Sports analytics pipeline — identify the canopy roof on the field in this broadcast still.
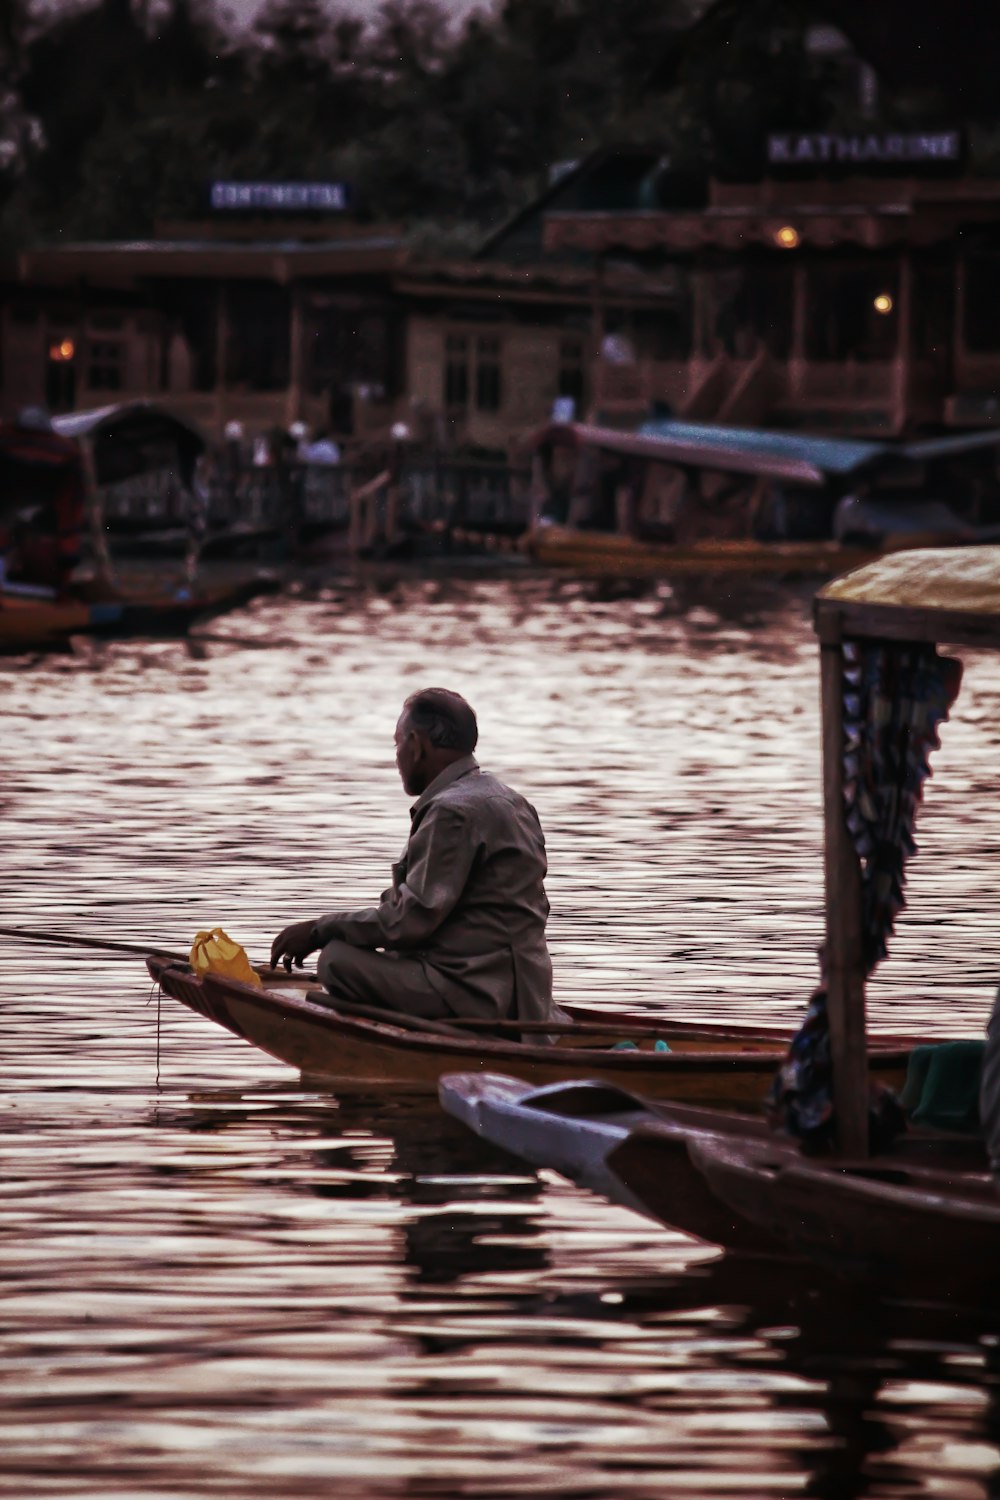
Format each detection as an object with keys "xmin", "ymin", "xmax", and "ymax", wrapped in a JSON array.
[
  {"xmin": 816, "ymin": 546, "xmax": 1000, "ymax": 647},
  {"xmin": 639, "ymin": 419, "xmax": 884, "ymax": 477},
  {"xmin": 52, "ymin": 402, "xmax": 206, "ymax": 486},
  {"xmin": 531, "ymin": 419, "xmax": 886, "ymax": 486},
  {"xmin": 531, "ymin": 418, "xmax": 1000, "ymax": 491}
]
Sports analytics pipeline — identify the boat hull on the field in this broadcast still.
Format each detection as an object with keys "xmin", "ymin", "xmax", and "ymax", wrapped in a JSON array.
[
  {"xmin": 439, "ymin": 1072, "xmax": 990, "ymax": 1270},
  {"xmin": 689, "ymin": 1135, "xmax": 999, "ymax": 1290},
  {"xmin": 525, "ymin": 525, "xmax": 878, "ymax": 578},
  {"xmin": 0, "ymin": 576, "xmax": 275, "ymax": 650},
  {"xmin": 147, "ymin": 959, "xmax": 914, "ymax": 1106},
  {"xmin": 439, "ymin": 1071, "xmax": 784, "ymax": 1250},
  {"xmin": 0, "ymin": 593, "xmax": 91, "ymax": 649}
]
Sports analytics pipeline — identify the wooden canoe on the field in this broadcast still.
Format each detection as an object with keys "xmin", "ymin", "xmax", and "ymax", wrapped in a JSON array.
[
  {"xmin": 439, "ymin": 1070, "xmax": 780, "ymax": 1252},
  {"xmin": 0, "ymin": 575, "xmax": 276, "ymax": 652},
  {"xmin": 0, "ymin": 591, "xmax": 92, "ymax": 650},
  {"xmin": 688, "ymin": 1134, "xmax": 999, "ymax": 1293},
  {"xmin": 147, "ymin": 956, "xmax": 919, "ymax": 1106},
  {"xmin": 524, "ymin": 525, "xmax": 878, "ymax": 578},
  {"xmin": 439, "ymin": 1071, "xmax": 989, "ymax": 1264}
]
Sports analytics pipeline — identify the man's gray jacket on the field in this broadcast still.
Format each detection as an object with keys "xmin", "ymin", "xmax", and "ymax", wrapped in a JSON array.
[{"xmin": 314, "ymin": 756, "xmax": 556, "ymax": 1025}]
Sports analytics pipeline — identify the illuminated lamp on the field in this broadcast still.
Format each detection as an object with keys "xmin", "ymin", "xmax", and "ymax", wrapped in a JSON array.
[
  {"xmin": 873, "ymin": 294, "xmax": 894, "ymax": 315},
  {"xmin": 59, "ymin": 339, "xmax": 75, "ymax": 359},
  {"xmin": 774, "ymin": 225, "xmax": 800, "ymax": 249}
]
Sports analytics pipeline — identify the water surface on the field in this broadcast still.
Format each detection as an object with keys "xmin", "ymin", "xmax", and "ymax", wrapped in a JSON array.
[{"xmin": 3, "ymin": 574, "xmax": 1000, "ymax": 1496}]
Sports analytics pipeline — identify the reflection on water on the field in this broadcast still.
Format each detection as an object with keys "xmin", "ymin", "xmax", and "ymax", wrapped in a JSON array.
[{"xmin": 3, "ymin": 575, "xmax": 1000, "ymax": 1496}]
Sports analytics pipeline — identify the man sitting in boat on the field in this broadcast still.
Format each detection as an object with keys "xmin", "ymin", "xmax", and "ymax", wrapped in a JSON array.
[{"xmin": 270, "ymin": 688, "xmax": 560, "ymax": 1033}]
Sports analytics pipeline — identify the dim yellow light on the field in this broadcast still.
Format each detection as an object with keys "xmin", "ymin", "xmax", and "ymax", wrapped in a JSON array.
[
  {"xmin": 59, "ymin": 339, "xmax": 75, "ymax": 359},
  {"xmin": 873, "ymin": 294, "xmax": 894, "ymax": 315},
  {"xmin": 774, "ymin": 225, "xmax": 800, "ymax": 249}
]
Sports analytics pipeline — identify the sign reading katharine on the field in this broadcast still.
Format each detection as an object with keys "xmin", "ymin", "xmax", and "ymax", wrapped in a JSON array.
[
  {"xmin": 210, "ymin": 181, "xmax": 351, "ymax": 212},
  {"xmin": 767, "ymin": 130, "xmax": 961, "ymax": 168}
]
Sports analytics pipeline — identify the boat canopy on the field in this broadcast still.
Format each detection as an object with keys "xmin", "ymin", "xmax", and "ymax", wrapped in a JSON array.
[
  {"xmin": 52, "ymin": 402, "xmax": 206, "ymax": 487},
  {"xmin": 811, "ymin": 542, "xmax": 1000, "ymax": 1157},
  {"xmin": 817, "ymin": 545, "xmax": 1000, "ymax": 648},
  {"xmin": 530, "ymin": 418, "xmax": 1000, "ymax": 493}
]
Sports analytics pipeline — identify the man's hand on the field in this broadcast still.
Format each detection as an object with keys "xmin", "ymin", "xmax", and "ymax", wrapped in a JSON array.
[{"xmin": 270, "ymin": 920, "xmax": 319, "ymax": 972}]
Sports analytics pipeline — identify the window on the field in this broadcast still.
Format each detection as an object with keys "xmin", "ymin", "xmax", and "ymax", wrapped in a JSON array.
[
  {"xmin": 474, "ymin": 336, "xmax": 502, "ymax": 412},
  {"xmin": 965, "ymin": 254, "xmax": 1000, "ymax": 352},
  {"xmin": 88, "ymin": 313, "xmax": 124, "ymax": 333},
  {"xmin": 805, "ymin": 265, "xmax": 900, "ymax": 362},
  {"xmin": 444, "ymin": 334, "xmax": 469, "ymax": 408},
  {"xmin": 88, "ymin": 340, "xmax": 124, "ymax": 391},
  {"xmin": 227, "ymin": 282, "xmax": 290, "ymax": 392},
  {"xmin": 558, "ymin": 338, "xmax": 585, "ymax": 405}
]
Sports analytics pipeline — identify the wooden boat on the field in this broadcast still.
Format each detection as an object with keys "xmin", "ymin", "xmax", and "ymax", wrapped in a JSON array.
[
  {"xmin": 523, "ymin": 419, "xmax": 1000, "ymax": 577},
  {"xmin": 438, "ymin": 1071, "xmax": 985, "ymax": 1258},
  {"xmin": 0, "ymin": 574, "xmax": 277, "ymax": 652},
  {"xmin": 625, "ymin": 544, "xmax": 1000, "ymax": 1289},
  {"xmin": 439, "ymin": 1070, "xmax": 781, "ymax": 1250},
  {"xmin": 0, "ymin": 589, "xmax": 93, "ymax": 650},
  {"xmin": 147, "ymin": 954, "xmax": 925, "ymax": 1104},
  {"xmin": 1, "ymin": 411, "xmax": 277, "ymax": 650},
  {"xmin": 526, "ymin": 524, "xmax": 876, "ymax": 578}
]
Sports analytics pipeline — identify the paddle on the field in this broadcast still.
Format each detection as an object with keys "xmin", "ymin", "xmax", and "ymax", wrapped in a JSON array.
[
  {"xmin": 0, "ymin": 924, "xmax": 665, "ymax": 1045},
  {"xmin": 303, "ymin": 991, "xmax": 473, "ymax": 1038},
  {"xmin": 0, "ymin": 924, "xmax": 187, "ymax": 962},
  {"xmin": 0, "ymin": 923, "xmax": 306, "ymax": 985}
]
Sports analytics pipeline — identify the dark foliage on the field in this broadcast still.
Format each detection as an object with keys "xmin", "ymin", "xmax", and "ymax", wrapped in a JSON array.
[{"xmin": 0, "ymin": 0, "xmax": 958, "ymax": 246}]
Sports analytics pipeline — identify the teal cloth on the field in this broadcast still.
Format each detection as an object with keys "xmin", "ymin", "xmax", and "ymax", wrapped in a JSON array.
[{"xmin": 899, "ymin": 1041, "xmax": 985, "ymax": 1132}]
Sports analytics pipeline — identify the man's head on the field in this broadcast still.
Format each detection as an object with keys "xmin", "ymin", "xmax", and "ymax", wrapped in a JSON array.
[{"xmin": 395, "ymin": 688, "xmax": 478, "ymax": 797}]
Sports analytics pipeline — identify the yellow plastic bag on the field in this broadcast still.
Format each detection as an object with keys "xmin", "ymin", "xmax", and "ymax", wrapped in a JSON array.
[{"xmin": 189, "ymin": 927, "xmax": 261, "ymax": 987}]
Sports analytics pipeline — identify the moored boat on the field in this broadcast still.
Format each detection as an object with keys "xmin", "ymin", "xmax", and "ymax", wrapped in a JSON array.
[
  {"xmin": 146, "ymin": 954, "xmax": 923, "ymax": 1105},
  {"xmin": 438, "ymin": 1070, "xmax": 985, "ymax": 1258},
  {"xmin": 438, "ymin": 1070, "xmax": 781, "ymax": 1250},
  {"xmin": 0, "ymin": 574, "xmax": 277, "ymax": 652},
  {"xmin": 524, "ymin": 419, "xmax": 1000, "ymax": 577},
  {"xmin": 527, "ymin": 524, "xmax": 876, "ymax": 577},
  {"xmin": 1, "ymin": 412, "xmax": 278, "ymax": 651},
  {"xmin": 0, "ymin": 589, "xmax": 93, "ymax": 650}
]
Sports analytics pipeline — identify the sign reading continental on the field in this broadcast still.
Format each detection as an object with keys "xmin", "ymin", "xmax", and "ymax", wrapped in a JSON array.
[
  {"xmin": 767, "ymin": 131, "xmax": 961, "ymax": 167},
  {"xmin": 210, "ymin": 181, "xmax": 350, "ymax": 211}
]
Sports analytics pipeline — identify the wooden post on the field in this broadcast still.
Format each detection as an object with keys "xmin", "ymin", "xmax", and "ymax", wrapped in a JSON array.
[
  {"xmin": 384, "ymin": 481, "xmax": 400, "ymax": 547},
  {"xmin": 286, "ymin": 283, "xmax": 304, "ymax": 428},
  {"xmin": 79, "ymin": 438, "xmax": 116, "ymax": 591},
  {"xmin": 214, "ymin": 280, "xmax": 229, "ymax": 435},
  {"xmin": 590, "ymin": 254, "xmax": 605, "ymax": 418},
  {"xmin": 789, "ymin": 264, "xmax": 807, "ymax": 400},
  {"xmin": 895, "ymin": 253, "xmax": 912, "ymax": 431},
  {"xmin": 953, "ymin": 249, "xmax": 966, "ymax": 393},
  {"xmin": 819, "ymin": 614, "xmax": 870, "ymax": 1158}
]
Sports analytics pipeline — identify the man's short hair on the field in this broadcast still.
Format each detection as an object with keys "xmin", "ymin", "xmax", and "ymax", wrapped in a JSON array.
[{"xmin": 403, "ymin": 688, "xmax": 478, "ymax": 753}]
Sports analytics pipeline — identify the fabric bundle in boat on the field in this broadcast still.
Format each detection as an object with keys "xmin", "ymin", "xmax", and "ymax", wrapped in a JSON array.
[
  {"xmin": 841, "ymin": 639, "xmax": 962, "ymax": 971},
  {"xmin": 767, "ymin": 985, "xmax": 905, "ymax": 1151}
]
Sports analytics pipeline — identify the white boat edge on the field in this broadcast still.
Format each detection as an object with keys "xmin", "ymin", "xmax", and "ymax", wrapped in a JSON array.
[{"xmin": 438, "ymin": 1070, "xmax": 665, "ymax": 1220}]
